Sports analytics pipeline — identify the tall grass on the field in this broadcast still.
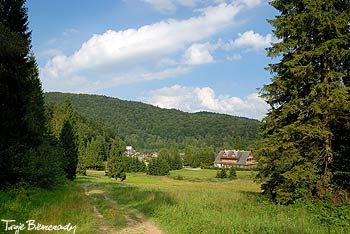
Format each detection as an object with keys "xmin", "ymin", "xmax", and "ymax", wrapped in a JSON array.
[
  {"xmin": 0, "ymin": 181, "xmax": 97, "ymax": 234},
  {"xmin": 1, "ymin": 169, "xmax": 348, "ymax": 234},
  {"xmin": 110, "ymin": 170, "xmax": 348, "ymax": 234}
]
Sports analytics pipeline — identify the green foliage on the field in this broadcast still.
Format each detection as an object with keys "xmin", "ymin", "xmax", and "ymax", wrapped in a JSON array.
[
  {"xmin": 228, "ymin": 167, "xmax": 237, "ymax": 180},
  {"xmin": 301, "ymin": 194, "xmax": 350, "ymax": 231},
  {"xmin": 257, "ymin": 0, "xmax": 350, "ymax": 203},
  {"xmin": 59, "ymin": 119, "xmax": 78, "ymax": 180},
  {"xmin": 23, "ymin": 137, "xmax": 64, "ymax": 188},
  {"xmin": 44, "ymin": 92, "xmax": 260, "ymax": 152},
  {"xmin": 0, "ymin": 182, "xmax": 97, "ymax": 234},
  {"xmin": 107, "ymin": 137, "xmax": 127, "ymax": 181},
  {"xmin": 216, "ymin": 168, "xmax": 227, "ymax": 179},
  {"xmin": 183, "ymin": 145, "xmax": 215, "ymax": 168},
  {"xmin": 147, "ymin": 157, "xmax": 170, "ymax": 176},
  {"xmin": 0, "ymin": 0, "xmax": 63, "ymax": 188},
  {"xmin": 124, "ymin": 156, "xmax": 146, "ymax": 173},
  {"xmin": 84, "ymin": 137, "xmax": 104, "ymax": 170}
]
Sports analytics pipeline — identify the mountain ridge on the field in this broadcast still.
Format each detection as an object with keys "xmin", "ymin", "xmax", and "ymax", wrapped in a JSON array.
[{"xmin": 44, "ymin": 92, "xmax": 260, "ymax": 151}]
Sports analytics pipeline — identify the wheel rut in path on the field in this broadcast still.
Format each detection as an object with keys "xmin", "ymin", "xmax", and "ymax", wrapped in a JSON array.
[{"xmin": 83, "ymin": 184, "xmax": 163, "ymax": 234}]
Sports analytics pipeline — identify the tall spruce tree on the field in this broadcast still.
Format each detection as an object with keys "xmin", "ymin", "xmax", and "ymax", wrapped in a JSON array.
[
  {"xmin": 107, "ymin": 137, "xmax": 126, "ymax": 181},
  {"xmin": 59, "ymin": 119, "xmax": 78, "ymax": 180},
  {"xmin": 59, "ymin": 98, "xmax": 78, "ymax": 180},
  {"xmin": 0, "ymin": 0, "xmax": 52, "ymax": 187},
  {"xmin": 257, "ymin": 0, "xmax": 350, "ymax": 204}
]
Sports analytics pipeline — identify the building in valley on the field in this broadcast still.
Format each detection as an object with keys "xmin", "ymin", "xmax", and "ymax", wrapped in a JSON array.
[{"xmin": 214, "ymin": 150, "xmax": 257, "ymax": 168}]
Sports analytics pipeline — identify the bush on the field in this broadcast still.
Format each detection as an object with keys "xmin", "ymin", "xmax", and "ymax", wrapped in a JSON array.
[
  {"xmin": 216, "ymin": 168, "xmax": 227, "ymax": 179},
  {"xmin": 228, "ymin": 167, "xmax": 237, "ymax": 180},
  {"xmin": 147, "ymin": 158, "xmax": 170, "ymax": 176},
  {"xmin": 24, "ymin": 139, "xmax": 65, "ymax": 188}
]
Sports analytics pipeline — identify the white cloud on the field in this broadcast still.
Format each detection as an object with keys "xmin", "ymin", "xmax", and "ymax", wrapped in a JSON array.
[
  {"xmin": 62, "ymin": 28, "xmax": 79, "ymax": 37},
  {"xmin": 40, "ymin": 49, "xmax": 62, "ymax": 57},
  {"xmin": 233, "ymin": 30, "xmax": 275, "ymax": 50},
  {"xmin": 226, "ymin": 53, "xmax": 242, "ymax": 60},
  {"xmin": 143, "ymin": 0, "xmax": 176, "ymax": 13},
  {"xmin": 142, "ymin": 0, "xmax": 201, "ymax": 12},
  {"xmin": 142, "ymin": 85, "xmax": 268, "ymax": 120},
  {"xmin": 183, "ymin": 43, "xmax": 215, "ymax": 65},
  {"xmin": 41, "ymin": 2, "xmax": 243, "ymax": 93},
  {"xmin": 235, "ymin": 0, "xmax": 262, "ymax": 8}
]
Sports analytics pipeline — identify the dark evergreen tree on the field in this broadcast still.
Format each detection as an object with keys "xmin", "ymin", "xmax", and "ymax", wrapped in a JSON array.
[
  {"xmin": 147, "ymin": 157, "xmax": 170, "ymax": 176},
  {"xmin": 0, "ymin": 0, "xmax": 59, "ymax": 187},
  {"xmin": 198, "ymin": 145, "xmax": 215, "ymax": 168},
  {"xmin": 216, "ymin": 168, "xmax": 227, "ymax": 179},
  {"xmin": 228, "ymin": 167, "xmax": 237, "ymax": 180},
  {"xmin": 107, "ymin": 137, "xmax": 126, "ymax": 181},
  {"xmin": 257, "ymin": 0, "xmax": 350, "ymax": 203},
  {"xmin": 184, "ymin": 145, "xmax": 194, "ymax": 166},
  {"xmin": 159, "ymin": 158, "xmax": 170, "ymax": 176},
  {"xmin": 59, "ymin": 119, "xmax": 78, "ymax": 180},
  {"xmin": 85, "ymin": 138, "xmax": 103, "ymax": 170}
]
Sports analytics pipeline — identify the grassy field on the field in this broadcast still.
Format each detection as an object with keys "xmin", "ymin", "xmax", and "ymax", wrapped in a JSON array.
[{"xmin": 1, "ymin": 169, "xmax": 349, "ymax": 234}]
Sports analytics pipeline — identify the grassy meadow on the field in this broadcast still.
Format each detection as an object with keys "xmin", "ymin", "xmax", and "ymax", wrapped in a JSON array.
[{"xmin": 1, "ymin": 169, "xmax": 349, "ymax": 234}]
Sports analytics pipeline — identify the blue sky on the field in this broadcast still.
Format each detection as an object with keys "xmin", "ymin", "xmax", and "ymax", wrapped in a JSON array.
[{"xmin": 26, "ymin": 0, "xmax": 278, "ymax": 120}]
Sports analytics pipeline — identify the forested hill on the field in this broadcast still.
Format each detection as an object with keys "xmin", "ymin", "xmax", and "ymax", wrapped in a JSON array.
[{"xmin": 45, "ymin": 92, "xmax": 260, "ymax": 151}]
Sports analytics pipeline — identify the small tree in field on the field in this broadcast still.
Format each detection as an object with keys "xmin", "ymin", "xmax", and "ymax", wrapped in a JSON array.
[
  {"xmin": 229, "ymin": 167, "xmax": 237, "ymax": 180},
  {"xmin": 107, "ymin": 137, "xmax": 126, "ymax": 181},
  {"xmin": 216, "ymin": 168, "xmax": 227, "ymax": 179}
]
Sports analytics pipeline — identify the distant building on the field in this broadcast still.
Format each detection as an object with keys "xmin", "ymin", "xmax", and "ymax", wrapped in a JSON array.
[
  {"xmin": 126, "ymin": 146, "xmax": 136, "ymax": 156},
  {"xmin": 214, "ymin": 150, "xmax": 257, "ymax": 168}
]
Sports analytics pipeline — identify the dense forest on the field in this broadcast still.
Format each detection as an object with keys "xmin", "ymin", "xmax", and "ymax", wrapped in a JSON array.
[{"xmin": 45, "ymin": 92, "xmax": 260, "ymax": 152}]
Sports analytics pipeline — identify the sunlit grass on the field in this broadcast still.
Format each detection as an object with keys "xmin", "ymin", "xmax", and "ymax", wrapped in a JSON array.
[
  {"xmin": 1, "ymin": 169, "xmax": 347, "ymax": 234},
  {"xmin": 0, "ymin": 182, "xmax": 97, "ymax": 234}
]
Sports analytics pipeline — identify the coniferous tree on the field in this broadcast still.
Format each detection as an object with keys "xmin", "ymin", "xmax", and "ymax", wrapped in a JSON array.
[
  {"xmin": 107, "ymin": 137, "xmax": 126, "ymax": 181},
  {"xmin": 76, "ymin": 140, "xmax": 87, "ymax": 176},
  {"xmin": 257, "ymin": 0, "xmax": 350, "ymax": 203},
  {"xmin": 184, "ymin": 145, "xmax": 194, "ymax": 166},
  {"xmin": 0, "ymin": 0, "xmax": 58, "ymax": 187},
  {"xmin": 159, "ymin": 158, "xmax": 170, "ymax": 176},
  {"xmin": 228, "ymin": 167, "xmax": 237, "ymax": 180},
  {"xmin": 60, "ymin": 119, "xmax": 78, "ymax": 180},
  {"xmin": 216, "ymin": 168, "xmax": 227, "ymax": 179},
  {"xmin": 85, "ymin": 138, "xmax": 103, "ymax": 170}
]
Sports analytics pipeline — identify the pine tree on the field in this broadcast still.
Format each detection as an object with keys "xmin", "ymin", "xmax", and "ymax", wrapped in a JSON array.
[
  {"xmin": 257, "ymin": 0, "xmax": 350, "ymax": 203},
  {"xmin": 59, "ymin": 120, "xmax": 78, "ymax": 180},
  {"xmin": 216, "ymin": 168, "xmax": 227, "ymax": 179},
  {"xmin": 228, "ymin": 167, "xmax": 237, "ymax": 180},
  {"xmin": 107, "ymin": 137, "xmax": 126, "ymax": 181},
  {"xmin": 0, "ymin": 0, "xmax": 56, "ymax": 187},
  {"xmin": 85, "ymin": 138, "xmax": 103, "ymax": 170},
  {"xmin": 159, "ymin": 158, "xmax": 170, "ymax": 175}
]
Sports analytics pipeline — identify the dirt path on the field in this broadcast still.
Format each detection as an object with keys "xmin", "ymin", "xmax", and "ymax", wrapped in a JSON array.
[{"xmin": 83, "ymin": 184, "xmax": 163, "ymax": 234}]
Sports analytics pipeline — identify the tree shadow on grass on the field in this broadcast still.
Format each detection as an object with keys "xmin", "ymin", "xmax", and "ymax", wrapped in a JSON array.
[
  {"xmin": 239, "ymin": 191, "xmax": 266, "ymax": 202},
  {"xmin": 76, "ymin": 177, "xmax": 94, "ymax": 182},
  {"xmin": 94, "ymin": 182, "xmax": 175, "ymax": 218}
]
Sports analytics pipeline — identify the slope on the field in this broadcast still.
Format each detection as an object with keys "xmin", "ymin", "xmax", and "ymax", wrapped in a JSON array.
[{"xmin": 44, "ymin": 92, "xmax": 260, "ymax": 151}]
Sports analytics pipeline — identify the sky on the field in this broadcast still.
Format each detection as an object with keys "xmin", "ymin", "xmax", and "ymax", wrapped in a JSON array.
[{"xmin": 26, "ymin": 0, "xmax": 279, "ymax": 120}]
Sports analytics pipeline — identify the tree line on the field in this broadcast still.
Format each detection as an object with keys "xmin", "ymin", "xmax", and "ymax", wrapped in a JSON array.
[{"xmin": 44, "ymin": 92, "xmax": 260, "ymax": 152}]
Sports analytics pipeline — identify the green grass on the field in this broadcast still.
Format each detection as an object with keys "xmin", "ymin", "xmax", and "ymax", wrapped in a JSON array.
[
  {"xmin": 169, "ymin": 168, "xmax": 256, "ymax": 181},
  {"xmin": 0, "ymin": 181, "xmax": 97, "ymax": 234},
  {"xmin": 1, "ymin": 170, "xmax": 348, "ymax": 234}
]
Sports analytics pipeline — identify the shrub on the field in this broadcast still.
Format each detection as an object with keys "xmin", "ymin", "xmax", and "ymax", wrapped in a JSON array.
[
  {"xmin": 228, "ymin": 167, "xmax": 237, "ymax": 180},
  {"xmin": 216, "ymin": 168, "xmax": 227, "ymax": 179}
]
